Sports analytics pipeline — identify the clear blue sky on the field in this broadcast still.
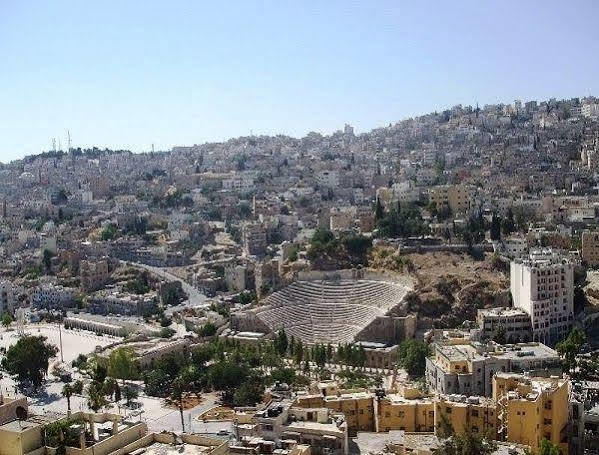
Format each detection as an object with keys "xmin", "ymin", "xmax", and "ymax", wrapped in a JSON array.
[{"xmin": 1, "ymin": 1, "xmax": 599, "ymax": 161}]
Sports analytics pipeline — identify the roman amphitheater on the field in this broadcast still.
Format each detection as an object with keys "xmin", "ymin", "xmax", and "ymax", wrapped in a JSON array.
[{"xmin": 231, "ymin": 269, "xmax": 415, "ymax": 345}]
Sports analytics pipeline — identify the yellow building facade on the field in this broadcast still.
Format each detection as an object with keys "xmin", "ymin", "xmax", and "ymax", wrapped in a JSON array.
[
  {"xmin": 323, "ymin": 393, "xmax": 375, "ymax": 435},
  {"xmin": 493, "ymin": 373, "xmax": 569, "ymax": 454},
  {"xmin": 434, "ymin": 396, "xmax": 498, "ymax": 437},
  {"xmin": 429, "ymin": 185, "xmax": 474, "ymax": 214},
  {"xmin": 376, "ymin": 395, "xmax": 435, "ymax": 433}
]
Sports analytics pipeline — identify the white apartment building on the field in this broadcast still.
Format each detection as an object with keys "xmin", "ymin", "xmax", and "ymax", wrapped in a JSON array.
[
  {"xmin": 510, "ymin": 249, "xmax": 574, "ymax": 344},
  {"xmin": 582, "ymin": 103, "xmax": 599, "ymax": 118},
  {"xmin": 31, "ymin": 284, "xmax": 77, "ymax": 309},
  {"xmin": 496, "ymin": 236, "xmax": 528, "ymax": 259}
]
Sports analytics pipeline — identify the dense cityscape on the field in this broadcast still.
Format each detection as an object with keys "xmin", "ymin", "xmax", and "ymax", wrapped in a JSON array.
[{"xmin": 0, "ymin": 95, "xmax": 599, "ymax": 455}]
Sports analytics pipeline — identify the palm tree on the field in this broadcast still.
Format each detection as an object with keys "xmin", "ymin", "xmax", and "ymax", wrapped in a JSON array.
[
  {"xmin": 171, "ymin": 378, "xmax": 186, "ymax": 433},
  {"xmin": 62, "ymin": 384, "xmax": 73, "ymax": 415}
]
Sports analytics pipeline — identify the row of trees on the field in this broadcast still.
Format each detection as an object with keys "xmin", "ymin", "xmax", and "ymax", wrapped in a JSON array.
[
  {"xmin": 274, "ymin": 330, "xmax": 368, "ymax": 369},
  {"xmin": 374, "ymin": 200, "xmax": 428, "ymax": 238}
]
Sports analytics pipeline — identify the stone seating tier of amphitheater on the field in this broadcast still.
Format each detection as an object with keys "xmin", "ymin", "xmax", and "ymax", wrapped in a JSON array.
[{"xmin": 250, "ymin": 276, "xmax": 411, "ymax": 345}]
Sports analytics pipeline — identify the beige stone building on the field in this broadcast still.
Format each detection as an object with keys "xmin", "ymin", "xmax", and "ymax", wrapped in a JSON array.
[
  {"xmin": 428, "ymin": 184, "xmax": 474, "ymax": 214},
  {"xmin": 582, "ymin": 230, "xmax": 599, "ymax": 266}
]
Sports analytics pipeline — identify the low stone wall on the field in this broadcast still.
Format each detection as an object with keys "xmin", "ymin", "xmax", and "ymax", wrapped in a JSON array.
[
  {"xmin": 296, "ymin": 268, "xmax": 414, "ymax": 288},
  {"xmin": 355, "ymin": 314, "xmax": 417, "ymax": 344}
]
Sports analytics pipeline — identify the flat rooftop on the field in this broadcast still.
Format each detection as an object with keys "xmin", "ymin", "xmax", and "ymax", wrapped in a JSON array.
[
  {"xmin": 287, "ymin": 421, "xmax": 343, "ymax": 434},
  {"xmin": 383, "ymin": 394, "xmax": 434, "ymax": 405},
  {"xmin": 478, "ymin": 307, "xmax": 529, "ymax": 317},
  {"xmin": 141, "ymin": 442, "xmax": 216, "ymax": 455},
  {"xmin": 494, "ymin": 343, "xmax": 559, "ymax": 361},
  {"xmin": 0, "ymin": 419, "xmax": 40, "ymax": 432}
]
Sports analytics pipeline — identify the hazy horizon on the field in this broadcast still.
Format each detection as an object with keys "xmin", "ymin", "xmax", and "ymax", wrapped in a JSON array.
[{"xmin": 2, "ymin": 0, "xmax": 599, "ymax": 161}]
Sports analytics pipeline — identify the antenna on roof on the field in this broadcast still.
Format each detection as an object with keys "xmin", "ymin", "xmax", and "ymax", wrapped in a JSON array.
[
  {"xmin": 52, "ymin": 138, "xmax": 56, "ymax": 152},
  {"xmin": 67, "ymin": 130, "xmax": 72, "ymax": 153}
]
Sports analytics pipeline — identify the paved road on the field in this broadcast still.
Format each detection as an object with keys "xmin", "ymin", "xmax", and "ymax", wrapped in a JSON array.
[{"xmin": 122, "ymin": 261, "xmax": 208, "ymax": 313}]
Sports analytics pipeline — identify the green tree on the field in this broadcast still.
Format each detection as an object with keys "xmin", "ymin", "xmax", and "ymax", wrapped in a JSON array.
[
  {"xmin": 108, "ymin": 348, "xmax": 137, "ymax": 384},
  {"xmin": 490, "ymin": 213, "xmax": 501, "ymax": 241},
  {"xmin": 501, "ymin": 208, "xmax": 515, "ymax": 236},
  {"xmin": 71, "ymin": 380, "xmax": 84, "ymax": 394},
  {"xmin": 374, "ymin": 198, "xmax": 385, "ymax": 221},
  {"xmin": 91, "ymin": 360, "xmax": 108, "ymax": 383},
  {"xmin": 100, "ymin": 223, "xmax": 119, "ymax": 241},
  {"xmin": 274, "ymin": 329, "xmax": 288, "ymax": 355},
  {"xmin": 144, "ymin": 369, "xmax": 172, "ymax": 397},
  {"xmin": 357, "ymin": 345, "xmax": 366, "ymax": 369},
  {"xmin": 436, "ymin": 412, "xmax": 454, "ymax": 439},
  {"xmin": 102, "ymin": 378, "xmax": 119, "ymax": 400},
  {"xmin": 294, "ymin": 340, "xmax": 304, "ymax": 364},
  {"xmin": 435, "ymin": 429, "xmax": 496, "ymax": 455},
  {"xmin": 1, "ymin": 335, "xmax": 58, "ymax": 388},
  {"xmin": 538, "ymin": 438, "xmax": 562, "ymax": 455},
  {"xmin": 397, "ymin": 339, "xmax": 431, "ymax": 378},
  {"xmin": 123, "ymin": 385, "xmax": 138, "ymax": 406},
  {"xmin": 556, "ymin": 328, "xmax": 585, "ymax": 376},
  {"xmin": 233, "ymin": 380, "xmax": 263, "ymax": 406},
  {"xmin": 87, "ymin": 381, "xmax": 108, "ymax": 412},
  {"xmin": 192, "ymin": 343, "xmax": 215, "ymax": 366},
  {"xmin": 62, "ymin": 384, "xmax": 73, "ymax": 414},
  {"xmin": 42, "ymin": 249, "xmax": 54, "ymax": 272},
  {"xmin": 197, "ymin": 322, "xmax": 217, "ymax": 337},
  {"xmin": 171, "ymin": 377, "xmax": 186, "ymax": 432},
  {"xmin": 271, "ymin": 367, "xmax": 296, "ymax": 385},
  {"xmin": 1, "ymin": 312, "xmax": 13, "ymax": 328},
  {"xmin": 492, "ymin": 325, "xmax": 506, "ymax": 344}
]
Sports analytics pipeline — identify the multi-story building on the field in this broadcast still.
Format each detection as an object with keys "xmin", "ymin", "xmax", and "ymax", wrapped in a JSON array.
[
  {"xmin": 477, "ymin": 307, "xmax": 533, "ymax": 342},
  {"xmin": 329, "ymin": 208, "xmax": 354, "ymax": 232},
  {"xmin": 236, "ymin": 399, "xmax": 348, "ymax": 455},
  {"xmin": 582, "ymin": 230, "xmax": 599, "ymax": 266},
  {"xmin": 582, "ymin": 102, "xmax": 599, "ymax": 118},
  {"xmin": 79, "ymin": 258, "xmax": 110, "ymax": 291},
  {"xmin": 376, "ymin": 182, "xmax": 421, "ymax": 208},
  {"xmin": 376, "ymin": 392, "xmax": 435, "ymax": 433},
  {"xmin": 428, "ymin": 184, "xmax": 474, "ymax": 214},
  {"xmin": 323, "ymin": 392, "xmax": 374, "ymax": 435},
  {"xmin": 434, "ymin": 395, "xmax": 498, "ymax": 437},
  {"xmin": 88, "ymin": 290, "xmax": 157, "ymax": 316},
  {"xmin": 316, "ymin": 170, "xmax": 340, "ymax": 189},
  {"xmin": 415, "ymin": 168, "xmax": 437, "ymax": 187},
  {"xmin": 425, "ymin": 341, "xmax": 561, "ymax": 397},
  {"xmin": 493, "ymin": 373, "xmax": 569, "ymax": 454},
  {"xmin": 510, "ymin": 249, "xmax": 574, "ymax": 344},
  {"xmin": 243, "ymin": 222, "xmax": 267, "ymax": 257},
  {"xmin": 222, "ymin": 174, "xmax": 255, "ymax": 193},
  {"xmin": 31, "ymin": 284, "xmax": 77, "ymax": 310},
  {"xmin": 295, "ymin": 391, "xmax": 374, "ymax": 435},
  {"xmin": 0, "ymin": 280, "xmax": 22, "ymax": 315},
  {"xmin": 496, "ymin": 236, "xmax": 528, "ymax": 259}
]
